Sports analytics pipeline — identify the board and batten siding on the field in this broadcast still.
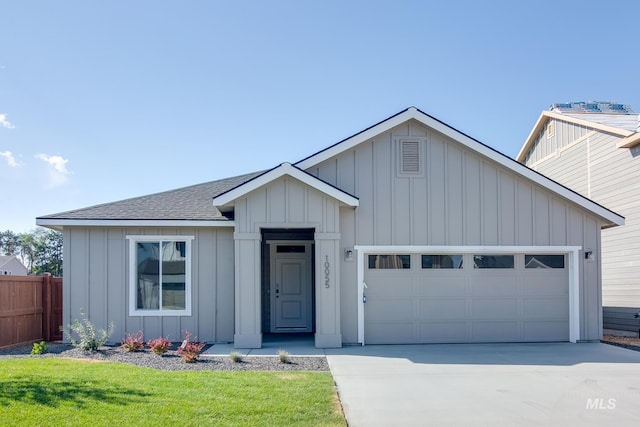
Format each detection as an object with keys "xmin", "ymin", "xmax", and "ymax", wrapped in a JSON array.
[
  {"xmin": 308, "ymin": 119, "xmax": 604, "ymax": 341},
  {"xmin": 63, "ymin": 227, "xmax": 235, "ymax": 344},
  {"xmin": 527, "ymin": 118, "xmax": 640, "ymax": 314},
  {"xmin": 231, "ymin": 175, "xmax": 344, "ymax": 348}
]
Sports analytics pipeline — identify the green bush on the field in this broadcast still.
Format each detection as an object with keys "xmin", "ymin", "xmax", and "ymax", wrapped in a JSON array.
[
  {"xmin": 31, "ymin": 341, "xmax": 48, "ymax": 355},
  {"xmin": 61, "ymin": 308, "xmax": 114, "ymax": 352},
  {"xmin": 277, "ymin": 349, "xmax": 290, "ymax": 364},
  {"xmin": 229, "ymin": 351, "xmax": 244, "ymax": 363}
]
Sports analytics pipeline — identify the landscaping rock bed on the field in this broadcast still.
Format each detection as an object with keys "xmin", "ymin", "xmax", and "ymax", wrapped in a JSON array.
[
  {"xmin": 601, "ymin": 334, "xmax": 640, "ymax": 352},
  {"xmin": 0, "ymin": 342, "xmax": 330, "ymax": 371}
]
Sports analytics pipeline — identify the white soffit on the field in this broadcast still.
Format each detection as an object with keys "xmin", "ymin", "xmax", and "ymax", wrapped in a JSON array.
[
  {"xmin": 212, "ymin": 162, "xmax": 359, "ymax": 207},
  {"xmin": 297, "ymin": 107, "xmax": 623, "ymax": 228}
]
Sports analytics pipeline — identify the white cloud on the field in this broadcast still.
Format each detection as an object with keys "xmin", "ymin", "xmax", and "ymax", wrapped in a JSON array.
[
  {"xmin": 35, "ymin": 153, "xmax": 71, "ymax": 187},
  {"xmin": 0, "ymin": 151, "xmax": 21, "ymax": 167},
  {"xmin": 0, "ymin": 113, "xmax": 15, "ymax": 129}
]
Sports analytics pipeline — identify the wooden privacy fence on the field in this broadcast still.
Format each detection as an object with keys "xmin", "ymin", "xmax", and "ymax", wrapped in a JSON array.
[{"xmin": 0, "ymin": 274, "xmax": 63, "ymax": 349}]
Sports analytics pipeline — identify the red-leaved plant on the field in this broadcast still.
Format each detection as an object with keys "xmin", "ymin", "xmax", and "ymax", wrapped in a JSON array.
[
  {"xmin": 177, "ymin": 330, "xmax": 205, "ymax": 363},
  {"xmin": 121, "ymin": 330, "xmax": 145, "ymax": 352},
  {"xmin": 147, "ymin": 336, "xmax": 172, "ymax": 355}
]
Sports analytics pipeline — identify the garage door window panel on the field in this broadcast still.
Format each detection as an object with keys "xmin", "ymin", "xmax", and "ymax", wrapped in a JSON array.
[
  {"xmin": 421, "ymin": 255, "xmax": 463, "ymax": 269},
  {"xmin": 473, "ymin": 255, "xmax": 514, "ymax": 269},
  {"xmin": 368, "ymin": 254, "xmax": 411, "ymax": 269},
  {"xmin": 524, "ymin": 254, "xmax": 565, "ymax": 269}
]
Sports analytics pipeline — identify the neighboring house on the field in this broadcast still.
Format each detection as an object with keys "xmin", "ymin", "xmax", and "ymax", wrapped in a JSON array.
[
  {"xmin": 517, "ymin": 101, "xmax": 640, "ymax": 333},
  {"xmin": 0, "ymin": 255, "xmax": 28, "ymax": 276},
  {"xmin": 37, "ymin": 107, "xmax": 623, "ymax": 348}
]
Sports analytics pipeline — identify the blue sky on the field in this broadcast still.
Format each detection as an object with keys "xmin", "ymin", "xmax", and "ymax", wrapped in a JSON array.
[{"xmin": 1, "ymin": 1, "xmax": 639, "ymax": 232}]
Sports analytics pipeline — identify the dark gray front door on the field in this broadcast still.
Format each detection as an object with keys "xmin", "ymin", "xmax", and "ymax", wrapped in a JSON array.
[{"xmin": 270, "ymin": 243, "xmax": 312, "ymax": 332}]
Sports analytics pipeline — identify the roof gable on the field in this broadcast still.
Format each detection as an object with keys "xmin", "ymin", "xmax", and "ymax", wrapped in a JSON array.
[
  {"xmin": 212, "ymin": 162, "xmax": 359, "ymax": 207},
  {"xmin": 297, "ymin": 107, "xmax": 623, "ymax": 228},
  {"xmin": 517, "ymin": 110, "xmax": 637, "ymax": 162}
]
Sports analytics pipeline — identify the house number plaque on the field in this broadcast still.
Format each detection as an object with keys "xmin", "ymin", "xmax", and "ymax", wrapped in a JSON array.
[{"xmin": 324, "ymin": 255, "xmax": 330, "ymax": 288}]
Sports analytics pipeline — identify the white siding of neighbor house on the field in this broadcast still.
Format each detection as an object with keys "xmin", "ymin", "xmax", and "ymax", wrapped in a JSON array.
[
  {"xmin": 525, "ymin": 118, "xmax": 640, "ymax": 310},
  {"xmin": 308, "ymin": 119, "xmax": 604, "ymax": 342},
  {"xmin": 0, "ymin": 257, "xmax": 28, "ymax": 275},
  {"xmin": 63, "ymin": 227, "xmax": 235, "ymax": 344}
]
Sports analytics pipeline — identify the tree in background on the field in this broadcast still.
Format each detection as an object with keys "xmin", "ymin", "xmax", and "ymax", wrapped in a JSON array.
[{"xmin": 0, "ymin": 228, "xmax": 63, "ymax": 276}]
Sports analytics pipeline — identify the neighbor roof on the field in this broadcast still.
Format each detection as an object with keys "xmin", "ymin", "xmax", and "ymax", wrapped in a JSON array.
[
  {"xmin": 550, "ymin": 102, "xmax": 638, "ymax": 132},
  {"xmin": 0, "ymin": 255, "xmax": 25, "ymax": 269},
  {"xmin": 517, "ymin": 102, "xmax": 640, "ymax": 162}
]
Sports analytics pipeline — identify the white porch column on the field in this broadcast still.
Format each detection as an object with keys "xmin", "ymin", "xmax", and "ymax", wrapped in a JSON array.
[
  {"xmin": 314, "ymin": 232, "xmax": 342, "ymax": 348},
  {"xmin": 233, "ymin": 232, "xmax": 262, "ymax": 348}
]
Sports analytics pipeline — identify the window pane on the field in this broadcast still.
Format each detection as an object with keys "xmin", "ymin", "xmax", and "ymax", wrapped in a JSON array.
[
  {"xmin": 525, "ymin": 254, "xmax": 565, "ymax": 269},
  {"xmin": 137, "ymin": 242, "xmax": 160, "ymax": 309},
  {"xmin": 368, "ymin": 254, "xmax": 411, "ymax": 269},
  {"xmin": 276, "ymin": 245, "xmax": 306, "ymax": 253},
  {"xmin": 473, "ymin": 255, "xmax": 514, "ymax": 269},
  {"xmin": 161, "ymin": 242, "xmax": 186, "ymax": 310},
  {"xmin": 422, "ymin": 255, "xmax": 463, "ymax": 269}
]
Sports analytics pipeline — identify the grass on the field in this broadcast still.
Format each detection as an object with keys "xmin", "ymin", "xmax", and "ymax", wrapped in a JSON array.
[{"xmin": 0, "ymin": 358, "xmax": 345, "ymax": 426}]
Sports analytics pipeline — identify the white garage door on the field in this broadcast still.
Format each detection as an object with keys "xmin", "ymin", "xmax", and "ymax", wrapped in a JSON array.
[{"xmin": 364, "ymin": 252, "xmax": 569, "ymax": 344}]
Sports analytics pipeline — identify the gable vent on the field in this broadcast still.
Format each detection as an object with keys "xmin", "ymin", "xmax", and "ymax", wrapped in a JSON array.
[{"xmin": 401, "ymin": 141, "xmax": 420, "ymax": 173}]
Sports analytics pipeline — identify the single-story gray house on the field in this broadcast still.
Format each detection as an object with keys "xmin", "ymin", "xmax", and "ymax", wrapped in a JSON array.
[{"xmin": 37, "ymin": 107, "xmax": 624, "ymax": 348}]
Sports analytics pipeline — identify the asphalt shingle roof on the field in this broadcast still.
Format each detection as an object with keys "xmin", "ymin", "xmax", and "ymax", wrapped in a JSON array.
[{"xmin": 37, "ymin": 171, "xmax": 264, "ymax": 221}]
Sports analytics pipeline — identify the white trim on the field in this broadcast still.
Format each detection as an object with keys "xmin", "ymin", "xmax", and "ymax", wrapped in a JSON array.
[
  {"xmin": 518, "ymin": 110, "xmax": 634, "ymax": 162},
  {"xmin": 296, "ymin": 108, "xmax": 623, "ymax": 227},
  {"xmin": 36, "ymin": 219, "xmax": 234, "ymax": 228},
  {"xmin": 212, "ymin": 162, "xmax": 359, "ymax": 207},
  {"xmin": 126, "ymin": 235, "xmax": 194, "ymax": 317},
  {"xmin": 354, "ymin": 245, "xmax": 581, "ymax": 345},
  {"xmin": 526, "ymin": 131, "xmax": 597, "ymax": 169},
  {"xmin": 618, "ymin": 132, "xmax": 640, "ymax": 148}
]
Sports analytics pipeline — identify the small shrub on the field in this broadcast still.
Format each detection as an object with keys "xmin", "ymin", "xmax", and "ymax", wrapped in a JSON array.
[
  {"xmin": 31, "ymin": 341, "xmax": 48, "ymax": 355},
  {"xmin": 177, "ymin": 330, "xmax": 205, "ymax": 363},
  {"xmin": 229, "ymin": 351, "xmax": 244, "ymax": 363},
  {"xmin": 277, "ymin": 349, "xmax": 290, "ymax": 364},
  {"xmin": 61, "ymin": 308, "xmax": 114, "ymax": 352},
  {"xmin": 147, "ymin": 336, "xmax": 172, "ymax": 355},
  {"xmin": 121, "ymin": 331, "xmax": 145, "ymax": 352}
]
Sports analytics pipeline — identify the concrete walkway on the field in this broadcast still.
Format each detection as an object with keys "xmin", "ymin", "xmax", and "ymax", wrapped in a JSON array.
[
  {"xmin": 325, "ymin": 343, "xmax": 640, "ymax": 426},
  {"xmin": 202, "ymin": 334, "xmax": 324, "ymax": 356}
]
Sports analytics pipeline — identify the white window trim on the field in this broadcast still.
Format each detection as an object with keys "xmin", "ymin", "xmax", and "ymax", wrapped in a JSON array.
[
  {"xmin": 354, "ymin": 245, "xmax": 581, "ymax": 345},
  {"xmin": 126, "ymin": 235, "xmax": 194, "ymax": 317}
]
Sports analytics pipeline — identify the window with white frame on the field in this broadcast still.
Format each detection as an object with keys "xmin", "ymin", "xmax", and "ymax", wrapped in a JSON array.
[{"xmin": 127, "ymin": 235, "xmax": 193, "ymax": 316}]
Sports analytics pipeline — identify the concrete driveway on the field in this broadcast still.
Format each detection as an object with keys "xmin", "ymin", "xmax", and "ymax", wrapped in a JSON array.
[{"xmin": 325, "ymin": 343, "xmax": 640, "ymax": 426}]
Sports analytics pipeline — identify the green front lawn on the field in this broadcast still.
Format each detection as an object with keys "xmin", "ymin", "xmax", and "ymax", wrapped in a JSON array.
[{"xmin": 0, "ymin": 358, "xmax": 345, "ymax": 426}]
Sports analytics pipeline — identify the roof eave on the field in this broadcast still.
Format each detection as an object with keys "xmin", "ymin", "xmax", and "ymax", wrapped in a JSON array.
[
  {"xmin": 617, "ymin": 132, "xmax": 640, "ymax": 149},
  {"xmin": 35, "ymin": 218, "xmax": 235, "ymax": 230}
]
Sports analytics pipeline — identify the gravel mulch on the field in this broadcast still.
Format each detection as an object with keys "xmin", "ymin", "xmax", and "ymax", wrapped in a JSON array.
[
  {"xmin": 0, "ymin": 342, "xmax": 329, "ymax": 371},
  {"xmin": 601, "ymin": 334, "xmax": 640, "ymax": 352}
]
